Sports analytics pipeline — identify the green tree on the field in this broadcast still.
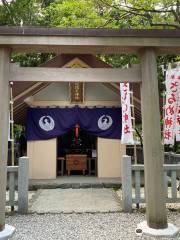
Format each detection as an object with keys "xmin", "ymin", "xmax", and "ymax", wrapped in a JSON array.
[
  {"xmin": 0, "ymin": 0, "xmax": 43, "ymax": 25},
  {"xmin": 93, "ymin": 0, "xmax": 180, "ymax": 29},
  {"xmin": 41, "ymin": 0, "xmax": 112, "ymax": 28}
]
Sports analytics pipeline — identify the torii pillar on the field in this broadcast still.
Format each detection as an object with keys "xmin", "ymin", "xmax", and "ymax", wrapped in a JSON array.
[
  {"xmin": 138, "ymin": 48, "xmax": 178, "ymax": 236},
  {"xmin": 0, "ymin": 48, "xmax": 15, "ymax": 239}
]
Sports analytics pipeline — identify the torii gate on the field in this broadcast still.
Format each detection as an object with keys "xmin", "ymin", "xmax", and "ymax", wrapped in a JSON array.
[{"xmin": 0, "ymin": 27, "xmax": 180, "ymax": 238}]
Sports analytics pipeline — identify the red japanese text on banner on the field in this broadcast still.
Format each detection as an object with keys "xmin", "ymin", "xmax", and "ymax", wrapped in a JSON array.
[
  {"xmin": 120, "ymin": 83, "xmax": 134, "ymax": 144},
  {"xmin": 164, "ymin": 69, "xmax": 179, "ymax": 145}
]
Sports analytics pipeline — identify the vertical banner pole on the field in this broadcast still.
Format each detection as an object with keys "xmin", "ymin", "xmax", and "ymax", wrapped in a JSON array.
[
  {"xmin": 161, "ymin": 64, "xmax": 166, "ymax": 147},
  {"xmin": 131, "ymin": 91, "xmax": 137, "ymax": 164},
  {"xmin": 10, "ymin": 82, "xmax": 14, "ymax": 166}
]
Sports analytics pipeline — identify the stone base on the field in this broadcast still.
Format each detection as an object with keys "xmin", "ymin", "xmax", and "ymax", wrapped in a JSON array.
[
  {"xmin": 136, "ymin": 221, "xmax": 179, "ymax": 238},
  {"xmin": 0, "ymin": 225, "xmax": 15, "ymax": 240}
]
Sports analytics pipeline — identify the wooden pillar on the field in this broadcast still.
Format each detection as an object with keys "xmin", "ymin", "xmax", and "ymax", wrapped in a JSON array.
[
  {"xmin": 140, "ymin": 48, "xmax": 167, "ymax": 229},
  {"xmin": 0, "ymin": 48, "xmax": 10, "ymax": 231}
]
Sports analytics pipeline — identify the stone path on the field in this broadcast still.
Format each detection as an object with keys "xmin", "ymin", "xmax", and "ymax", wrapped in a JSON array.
[{"xmin": 30, "ymin": 188, "xmax": 121, "ymax": 213}]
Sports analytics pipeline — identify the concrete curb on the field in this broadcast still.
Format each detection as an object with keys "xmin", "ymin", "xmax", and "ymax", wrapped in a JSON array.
[
  {"xmin": 0, "ymin": 225, "xmax": 15, "ymax": 240},
  {"xmin": 136, "ymin": 221, "xmax": 179, "ymax": 238}
]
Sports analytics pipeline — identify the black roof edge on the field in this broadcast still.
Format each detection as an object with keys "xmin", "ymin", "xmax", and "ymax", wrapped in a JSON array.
[{"xmin": 0, "ymin": 26, "xmax": 180, "ymax": 37}]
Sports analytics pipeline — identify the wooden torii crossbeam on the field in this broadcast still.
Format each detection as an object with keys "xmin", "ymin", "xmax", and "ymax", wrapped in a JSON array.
[
  {"xmin": 9, "ymin": 64, "xmax": 141, "ymax": 83},
  {"xmin": 0, "ymin": 27, "xmax": 180, "ymax": 237}
]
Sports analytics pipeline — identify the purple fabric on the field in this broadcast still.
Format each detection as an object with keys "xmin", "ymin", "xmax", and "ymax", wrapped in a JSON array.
[{"xmin": 26, "ymin": 107, "xmax": 122, "ymax": 140}]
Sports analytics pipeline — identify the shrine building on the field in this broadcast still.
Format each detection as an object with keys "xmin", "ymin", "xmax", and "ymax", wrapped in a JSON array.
[{"xmin": 13, "ymin": 54, "xmax": 141, "ymax": 180}]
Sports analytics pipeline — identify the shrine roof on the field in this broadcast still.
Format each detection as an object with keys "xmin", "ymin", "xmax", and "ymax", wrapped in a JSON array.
[{"xmin": 13, "ymin": 54, "xmax": 141, "ymax": 124}]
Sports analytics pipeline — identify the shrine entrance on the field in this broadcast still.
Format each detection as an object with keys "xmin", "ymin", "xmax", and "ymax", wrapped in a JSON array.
[{"xmin": 57, "ymin": 126, "xmax": 97, "ymax": 176}]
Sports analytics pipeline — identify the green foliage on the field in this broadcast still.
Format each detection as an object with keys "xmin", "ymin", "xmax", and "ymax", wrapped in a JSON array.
[
  {"xmin": 93, "ymin": 0, "xmax": 180, "ymax": 29},
  {"xmin": 98, "ymin": 54, "xmax": 139, "ymax": 68},
  {"xmin": 14, "ymin": 124, "xmax": 22, "ymax": 141},
  {"xmin": 0, "ymin": 0, "xmax": 179, "ymax": 28},
  {"xmin": 41, "ymin": 0, "xmax": 113, "ymax": 28},
  {"xmin": 0, "ymin": 0, "xmax": 42, "ymax": 26},
  {"xmin": 12, "ymin": 53, "xmax": 55, "ymax": 67}
]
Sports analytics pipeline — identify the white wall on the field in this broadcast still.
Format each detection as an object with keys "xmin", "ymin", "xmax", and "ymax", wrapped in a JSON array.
[
  {"xmin": 33, "ymin": 82, "xmax": 119, "ymax": 102},
  {"xmin": 27, "ymin": 137, "xmax": 125, "ymax": 179},
  {"xmin": 27, "ymin": 139, "xmax": 57, "ymax": 179},
  {"xmin": 85, "ymin": 83, "xmax": 119, "ymax": 101},
  {"xmin": 97, "ymin": 138, "xmax": 126, "ymax": 178},
  {"xmin": 34, "ymin": 82, "xmax": 69, "ymax": 101}
]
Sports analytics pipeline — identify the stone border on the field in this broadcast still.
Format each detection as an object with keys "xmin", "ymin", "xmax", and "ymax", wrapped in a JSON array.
[
  {"xmin": 0, "ymin": 224, "xmax": 15, "ymax": 240},
  {"xmin": 136, "ymin": 221, "xmax": 179, "ymax": 238}
]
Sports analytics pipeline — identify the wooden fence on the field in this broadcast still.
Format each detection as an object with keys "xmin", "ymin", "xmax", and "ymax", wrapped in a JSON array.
[
  {"xmin": 121, "ymin": 155, "xmax": 180, "ymax": 212},
  {"xmin": 6, "ymin": 156, "xmax": 29, "ymax": 214}
]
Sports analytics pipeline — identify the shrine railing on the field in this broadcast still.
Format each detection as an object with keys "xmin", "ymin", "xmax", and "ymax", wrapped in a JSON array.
[
  {"xmin": 121, "ymin": 155, "xmax": 180, "ymax": 212},
  {"xmin": 6, "ymin": 157, "xmax": 29, "ymax": 214},
  {"xmin": 126, "ymin": 147, "xmax": 180, "ymax": 164}
]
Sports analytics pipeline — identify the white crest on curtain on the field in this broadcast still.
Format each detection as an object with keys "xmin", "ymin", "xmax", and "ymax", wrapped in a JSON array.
[
  {"xmin": 39, "ymin": 116, "xmax": 55, "ymax": 131},
  {"xmin": 120, "ymin": 82, "xmax": 134, "ymax": 144},
  {"xmin": 98, "ymin": 115, "xmax": 113, "ymax": 130}
]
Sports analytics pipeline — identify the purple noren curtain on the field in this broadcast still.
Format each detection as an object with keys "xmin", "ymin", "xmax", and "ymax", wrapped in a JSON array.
[{"xmin": 26, "ymin": 107, "xmax": 122, "ymax": 140}]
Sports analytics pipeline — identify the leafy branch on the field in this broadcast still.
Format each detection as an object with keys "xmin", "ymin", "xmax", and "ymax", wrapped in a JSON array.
[
  {"xmin": 1, "ymin": 0, "xmax": 17, "ymax": 24},
  {"xmin": 96, "ymin": 0, "xmax": 180, "ymax": 29}
]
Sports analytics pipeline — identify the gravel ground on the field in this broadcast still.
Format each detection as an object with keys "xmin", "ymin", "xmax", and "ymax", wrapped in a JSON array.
[{"xmin": 6, "ymin": 211, "xmax": 180, "ymax": 240}]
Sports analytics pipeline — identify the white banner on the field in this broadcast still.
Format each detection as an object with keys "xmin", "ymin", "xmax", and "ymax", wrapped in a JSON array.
[
  {"xmin": 175, "ymin": 69, "xmax": 180, "ymax": 141},
  {"xmin": 164, "ymin": 69, "xmax": 179, "ymax": 145},
  {"xmin": 120, "ymin": 83, "xmax": 134, "ymax": 144}
]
